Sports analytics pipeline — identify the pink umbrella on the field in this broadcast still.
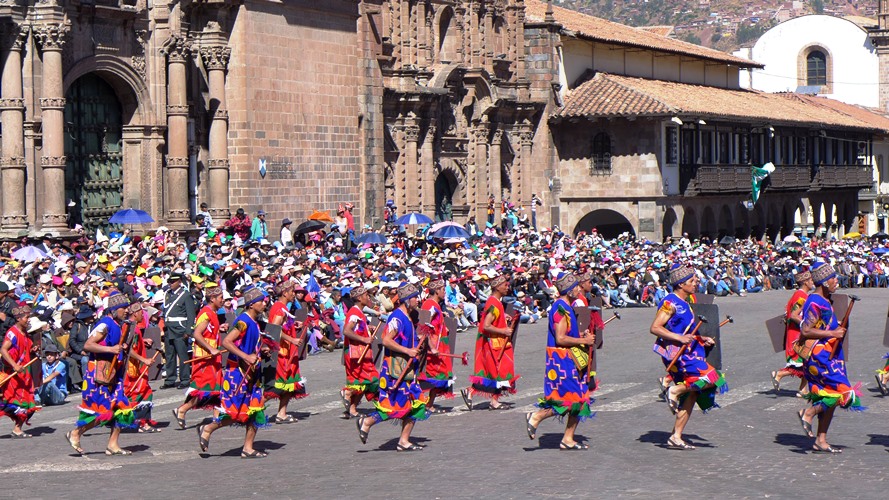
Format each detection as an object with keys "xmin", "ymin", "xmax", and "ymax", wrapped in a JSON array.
[{"xmin": 430, "ymin": 221, "xmax": 465, "ymax": 232}]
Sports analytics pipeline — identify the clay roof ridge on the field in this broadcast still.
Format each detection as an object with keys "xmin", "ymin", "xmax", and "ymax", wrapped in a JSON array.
[{"xmin": 595, "ymin": 73, "xmax": 678, "ymax": 115}]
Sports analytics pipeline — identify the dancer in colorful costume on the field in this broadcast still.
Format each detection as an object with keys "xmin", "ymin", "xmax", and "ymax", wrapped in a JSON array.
[
  {"xmin": 265, "ymin": 279, "xmax": 307, "ymax": 423},
  {"xmin": 122, "ymin": 302, "xmax": 160, "ymax": 433},
  {"xmin": 461, "ymin": 274, "xmax": 518, "ymax": 411},
  {"xmin": 770, "ymin": 269, "xmax": 813, "ymax": 396},
  {"xmin": 197, "ymin": 287, "xmax": 270, "ymax": 458},
  {"xmin": 650, "ymin": 263, "xmax": 728, "ymax": 450},
  {"xmin": 572, "ymin": 270, "xmax": 605, "ymax": 390},
  {"xmin": 66, "ymin": 292, "xmax": 137, "ymax": 455},
  {"xmin": 525, "ymin": 272, "xmax": 594, "ymax": 450},
  {"xmin": 797, "ymin": 262, "xmax": 864, "ymax": 454},
  {"xmin": 357, "ymin": 283, "xmax": 429, "ymax": 452},
  {"xmin": 173, "ymin": 285, "xmax": 227, "ymax": 429},
  {"xmin": 0, "ymin": 305, "xmax": 39, "ymax": 438},
  {"xmin": 417, "ymin": 277, "xmax": 454, "ymax": 412},
  {"xmin": 340, "ymin": 286, "xmax": 380, "ymax": 418}
]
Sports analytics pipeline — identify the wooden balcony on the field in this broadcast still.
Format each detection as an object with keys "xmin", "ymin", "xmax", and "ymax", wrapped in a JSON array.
[{"xmin": 680, "ymin": 164, "xmax": 873, "ymax": 196}]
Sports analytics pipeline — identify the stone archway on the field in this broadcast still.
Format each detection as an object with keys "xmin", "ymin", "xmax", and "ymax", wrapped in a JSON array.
[
  {"xmin": 662, "ymin": 207, "xmax": 678, "ymax": 240},
  {"xmin": 574, "ymin": 209, "xmax": 635, "ymax": 239},
  {"xmin": 434, "ymin": 169, "xmax": 458, "ymax": 222},
  {"xmin": 718, "ymin": 204, "xmax": 733, "ymax": 238},
  {"xmin": 682, "ymin": 208, "xmax": 698, "ymax": 238},
  {"xmin": 701, "ymin": 206, "xmax": 717, "ymax": 240}
]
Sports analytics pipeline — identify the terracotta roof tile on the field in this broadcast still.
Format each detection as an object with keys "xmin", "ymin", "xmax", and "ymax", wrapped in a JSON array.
[
  {"xmin": 780, "ymin": 94, "xmax": 889, "ymax": 134},
  {"xmin": 639, "ymin": 25, "xmax": 675, "ymax": 37},
  {"xmin": 524, "ymin": 0, "xmax": 762, "ymax": 68},
  {"xmin": 555, "ymin": 73, "xmax": 881, "ymax": 131}
]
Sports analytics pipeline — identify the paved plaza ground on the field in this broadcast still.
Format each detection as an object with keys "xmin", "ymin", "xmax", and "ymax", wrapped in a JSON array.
[{"xmin": 4, "ymin": 288, "xmax": 889, "ymax": 498}]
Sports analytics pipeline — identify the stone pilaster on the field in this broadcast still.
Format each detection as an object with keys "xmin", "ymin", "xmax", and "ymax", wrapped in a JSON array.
[
  {"xmin": 472, "ymin": 123, "xmax": 489, "ymax": 221},
  {"xmin": 33, "ymin": 23, "xmax": 70, "ymax": 230},
  {"xmin": 0, "ymin": 24, "xmax": 28, "ymax": 229},
  {"xmin": 404, "ymin": 122, "xmax": 420, "ymax": 211},
  {"xmin": 420, "ymin": 122, "xmax": 435, "ymax": 214},
  {"xmin": 517, "ymin": 125, "xmax": 534, "ymax": 207},
  {"xmin": 162, "ymin": 35, "xmax": 192, "ymax": 225},
  {"xmin": 200, "ymin": 44, "xmax": 232, "ymax": 220},
  {"xmin": 490, "ymin": 128, "xmax": 502, "ymax": 224}
]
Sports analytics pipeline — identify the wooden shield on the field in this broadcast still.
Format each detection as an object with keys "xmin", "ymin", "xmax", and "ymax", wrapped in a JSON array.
[
  {"xmin": 143, "ymin": 326, "xmax": 163, "ymax": 380},
  {"xmin": 692, "ymin": 303, "xmax": 722, "ymax": 370},
  {"xmin": 883, "ymin": 303, "xmax": 889, "ymax": 348},
  {"xmin": 589, "ymin": 296, "xmax": 604, "ymax": 309},
  {"xmin": 444, "ymin": 311, "xmax": 458, "ymax": 355},
  {"xmin": 831, "ymin": 294, "xmax": 851, "ymax": 358},
  {"xmin": 572, "ymin": 306, "xmax": 597, "ymax": 381},
  {"xmin": 294, "ymin": 308, "xmax": 310, "ymax": 361},
  {"xmin": 765, "ymin": 315, "xmax": 786, "ymax": 353},
  {"xmin": 225, "ymin": 311, "xmax": 237, "ymax": 326},
  {"xmin": 693, "ymin": 294, "xmax": 714, "ymax": 305},
  {"xmin": 505, "ymin": 302, "xmax": 520, "ymax": 350},
  {"xmin": 262, "ymin": 323, "xmax": 282, "ymax": 389},
  {"xmin": 371, "ymin": 319, "xmax": 384, "ymax": 368}
]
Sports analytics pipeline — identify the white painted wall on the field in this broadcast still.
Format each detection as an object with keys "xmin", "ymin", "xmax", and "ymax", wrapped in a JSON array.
[{"xmin": 734, "ymin": 15, "xmax": 878, "ymax": 107}]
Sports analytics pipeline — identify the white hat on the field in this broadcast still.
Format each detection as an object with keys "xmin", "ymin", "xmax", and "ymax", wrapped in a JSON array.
[
  {"xmin": 27, "ymin": 317, "xmax": 47, "ymax": 333},
  {"xmin": 38, "ymin": 274, "xmax": 52, "ymax": 284}
]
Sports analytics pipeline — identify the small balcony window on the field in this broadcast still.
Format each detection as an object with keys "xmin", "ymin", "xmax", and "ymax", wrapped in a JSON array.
[{"xmin": 590, "ymin": 132, "xmax": 612, "ymax": 175}]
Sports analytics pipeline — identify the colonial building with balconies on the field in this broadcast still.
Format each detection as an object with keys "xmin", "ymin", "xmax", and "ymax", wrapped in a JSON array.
[{"xmin": 532, "ymin": 0, "xmax": 882, "ymax": 240}]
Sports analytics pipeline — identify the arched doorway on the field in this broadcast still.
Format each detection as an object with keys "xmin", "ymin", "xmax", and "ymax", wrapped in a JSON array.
[
  {"xmin": 64, "ymin": 74, "xmax": 124, "ymax": 232},
  {"xmin": 701, "ymin": 206, "xmax": 717, "ymax": 241},
  {"xmin": 682, "ymin": 208, "xmax": 698, "ymax": 238},
  {"xmin": 662, "ymin": 207, "xmax": 678, "ymax": 240},
  {"xmin": 435, "ymin": 170, "xmax": 457, "ymax": 221},
  {"xmin": 718, "ymin": 205, "xmax": 733, "ymax": 238},
  {"xmin": 574, "ymin": 209, "xmax": 635, "ymax": 239}
]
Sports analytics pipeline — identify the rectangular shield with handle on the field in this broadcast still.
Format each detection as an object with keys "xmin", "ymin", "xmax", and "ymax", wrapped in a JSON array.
[
  {"xmin": 261, "ymin": 323, "xmax": 283, "ymax": 391},
  {"xmin": 293, "ymin": 308, "xmax": 310, "ymax": 361},
  {"xmin": 765, "ymin": 315, "xmax": 786, "ymax": 353},
  {"xmin": 693, "ymin": 294, "xmax": 714, "ymax": 305},
  {"xmin": 505, "ymin": 302, "xmax": 520, "ymax": 351},
  {"xmin": 883, "ymin": 303, "xmax": 889, "ymax": 348},
  {"xmin": 143, "ymin": 326, "xmax": 163, "ymax": 380},
  {"xmin": 831, "ymin": 293, "xmax": 851, "ymax": 359},
  {"xmin": 589, "ymin": 296, "xmax": 604, "ymax": 310},
  {"xmin": 444, "ymin": 310, "xmax": 458, "ymax": 355},
  {"xmin": 573, "ymin": 305, "xmax": 596, "ymax": 382},
  {"xmin": 692, "ymin": 303, "xmax": 722, "ymax": 370}
]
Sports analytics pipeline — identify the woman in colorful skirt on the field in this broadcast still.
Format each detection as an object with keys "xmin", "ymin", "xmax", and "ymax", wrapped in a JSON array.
[
  {"xmin": 66, "ymin": 293, "xmax": 137, "ymax": 455},
  {"xmin": 197, "ymin": 287, "xmax": 270, "ymax": 458},
  {"xmin": 340, "ymin": 286, "xmax": 380, "ymax": 418},
  {"xmin": 417, "ymin": 277, "xmax": 454, "ymax": 413},
  {"xmin": 798, "ymin": 262, "xmax": 864, "ymax": 453},
  {"xmin": 265, "ymin": 279, "xmax": 308, "ymax": 423},
  {"xmin": 173, "ymin": 285, "xmax": 226, "ymax": 429},
  {"xmin": 357, "ymin": 283, "xmax": 429, "ymax": 452},
  {"xmin": 525, "ymin": 272, "xmax": 594, "ymax": 450},
  {"xmin": 650, "ymin": 264, "xmax": 728, "ymax": 450},
  {"xmin": 0, "ymin": 305, "xmax": 40, "ymax": 438},
  {"xmin": 461, "ymin": 274, "xmax": 518, "ymax": 411},
  {"xmin": 770, "ymin": 269, "xmax": 813, "ymax": 396},
  {"xmin": 122, "ymin": 302, "xmax": 160, "ymax": 433}
]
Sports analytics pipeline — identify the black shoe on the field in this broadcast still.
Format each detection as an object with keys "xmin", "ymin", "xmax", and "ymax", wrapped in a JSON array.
[
  {"xmin": 177, "ymin": 382, "xmax": 189, "ymax": 390},
  {"xmin": 160, "ymin": 383, "xmax": 177, "ymax": 390}
]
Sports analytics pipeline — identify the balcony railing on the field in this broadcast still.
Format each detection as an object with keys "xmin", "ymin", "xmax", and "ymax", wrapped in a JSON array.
[{"xmin": 680, "ymin": 164, "xmax": 874, "ymax": 196}]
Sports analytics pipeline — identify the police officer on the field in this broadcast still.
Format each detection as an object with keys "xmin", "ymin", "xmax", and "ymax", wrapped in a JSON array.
[{"xmin": 161, "ymin": 272, "xmax": 195, "ymax": 389}]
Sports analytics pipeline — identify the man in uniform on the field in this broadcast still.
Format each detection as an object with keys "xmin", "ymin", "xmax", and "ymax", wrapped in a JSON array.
[{"xmin": 161, "ymin": 272, "xmax": 195, "ymax": 389}]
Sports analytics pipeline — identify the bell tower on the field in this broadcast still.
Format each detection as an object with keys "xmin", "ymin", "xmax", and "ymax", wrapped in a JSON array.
[{"xmin": 869, "ymin": 0, "xmax": 889, "ymax": 111}]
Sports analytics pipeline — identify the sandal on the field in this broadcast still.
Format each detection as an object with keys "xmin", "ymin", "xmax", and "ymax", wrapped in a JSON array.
[
  {"xmin": 427, "ymin": 406, "xmax": 448, "ymax": 415},
  {"xmin": 342, "ymin": 411, "xmax": 361, "ymax": 419},
  {"xmin": 172, "ymin": 408, "xmax": 186, "ymax": 430},
  {"xmin": 274, "ymin": 415, "xmax": 297, "ymax": 424},
  {"xmin": 138, "ymin": 426, "xmax": 161, "ymax": 433},
  {"xmin": 339, "ymin": 389, "xmax": 351, "ymax": 409},
  {"xmin": 666, "ymin": 386, "xmax": 681, "ymax": 415},
  {"xmin": 396, "ymin": 443, "xmax": 424, "ymax": 452},
  {"xmin": 460, "ymin": 388, "xmax": 473, "ymax": 411},
  {"xmin": 11, "ymin": 431, "xmax": 32, "ymax": 439},
  {"xmin": 105, "ymin": 448, "xmax": 133, "ymax": 456},
  {"xmin": 876, "ymin": 374, "xmax": 888, "ymax": 396},
  {"xmin": 525, "ymin": 412, "xmax": 538, "ymax": 440},
  {"xmin": 666, "ymin": 437, "xmax": 696, "ymax": 450},
  {"xmin": 559, "ymin": 441, "xmax": 589, "ymax": 450},
  {"xmin": 657, "ymin": 377, "xmax": 670, "ymax": 400},
  {"xmin": 798, "ymin": 410, "xmax": 814, "ymax": 438},
  {"xmin": 197, "ymin": 425, "xmax": 209, "ymax": 452},
  {"xmin": 65, "ymin": 431, "xmax": 83, "ymax": 455},
  {"xmin": 356, "ymin": 416, "xmax": 369, "ymax": 445},
  {"xmin": 770, "ymin": 371, "xmax": 781, "ymax": 392},
  {"xmin": 240, "ymin": 449, "xmax": 268, "ymax": 459},
  {"xmin": 812, "ymin": 443, "xmax": 842, "ymax": 454}
]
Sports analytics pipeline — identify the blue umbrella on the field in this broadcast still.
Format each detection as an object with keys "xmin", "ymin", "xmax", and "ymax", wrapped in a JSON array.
[
  {"xmin": 109, "ymin": 208, "xmax": 155, "ymax": 225},
  {"xmin": 873, "ymin": 247, "xmax": 889, "ymax": 255},
  {"xmin": 356, "ymin": 232, "xmax": 387, "ymax": 245},
  {"xmin": 12, "ymin": 246, "xmax": 47, "ymax": 263},
  {"xmin": 395, "ymin": 212, "xmax": 433, "ymax": 225},
  {"xmin": 430, "ymin": 225, "xmax": 471, "ymax": 240}
]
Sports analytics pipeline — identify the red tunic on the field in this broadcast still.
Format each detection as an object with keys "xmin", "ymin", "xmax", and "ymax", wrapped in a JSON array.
[
  {"xmin": 123, "ymin": 325, "xmax": 153, "ymax": 404},
  {"xmin": 783, "ymin": 289, "xmax": 808, "ymax": 377},
  {"xmin": 188, "ymin": 305, "xmax": 224, "ymax": 404},
  {"xmin": 1, "ymin": 325, "xmax": 38, "ymax": 424},
  {"xmin": 267, "ymin": 301, "xmax": 307, "ymax": 399},
  {"xmin": 470, "ymin": 296, "xmax": 518, "ymax": 396},
  {"xmin": 417, "ymin": 299, "xmax": 454, "ymax": 398},
  {"xmin": 343, "ymin": 306, "xmax": 380, "ymax": 397}
]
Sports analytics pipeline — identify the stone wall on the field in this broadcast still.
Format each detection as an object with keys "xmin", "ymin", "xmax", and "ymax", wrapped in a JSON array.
[{"xmin": 226, "ymin": 0, "xmax": 362, "ymax": 227}]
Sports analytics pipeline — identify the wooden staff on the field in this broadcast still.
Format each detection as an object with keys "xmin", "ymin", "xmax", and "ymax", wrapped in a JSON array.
[
  {"xmin": 495, "ymin": 311, "xmax": 521, "ymax": 366},
  {"xmin": 391, "ymin": 335, "xmax": 429, "ymax": 392},
  {"xmin": 355, "ymin": 322, "xmax": 382, "ymax": 362},
  {"xmin": 829, "ymin": 295, "xmax": 860, "ymax": 360},
  {"xmin": 0, "ymin": 357, "xmax": 40, "ymax": 388},
  {"xmin": 126, "ymin": 351, "xmax": 160, "ymax": 394},
  {"xmin": 435, "ymin": 351, "xmax": 470, "ymax": 365},
  {"xmin": 99, "ymin": 320, "xmax": 133, "ymax": 384},
  {"xmin": 665, "ymin": 315, "xmax": 706, "ymax": 373},
  {"xmin": 184, "ymin": 349, "xmax": 228, "ymax": 365}
]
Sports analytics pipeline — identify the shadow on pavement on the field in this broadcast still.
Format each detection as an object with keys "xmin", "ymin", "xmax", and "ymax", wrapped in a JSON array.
[
  {"xmin": 218, "ymin": 439, "xmax": 287, "ymax": 457},
  {"xmin": 773, "ymin": 432, "xmax": 812, "ymax": 454},
  {"xmin": 636, "ymin": 430, "xmax": 713, "ymax": 449},
  {"xmin": 865, "ymin": 433, "xmax": 889, "ymax": 449},
  {"xmin": 356, "ymin": 436, "xmax": 431, "ymax": 453}
]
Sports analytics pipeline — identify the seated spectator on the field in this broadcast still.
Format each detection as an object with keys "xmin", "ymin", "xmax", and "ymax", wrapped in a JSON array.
[{"xmin": 36, "ymin": 344, "xmax": 68, "ymax": 406}]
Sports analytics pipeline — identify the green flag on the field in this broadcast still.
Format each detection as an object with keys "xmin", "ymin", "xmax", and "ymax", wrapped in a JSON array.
[{"xmin": 751, "ymin": 162, "xmax": 775, "ymax": 205}]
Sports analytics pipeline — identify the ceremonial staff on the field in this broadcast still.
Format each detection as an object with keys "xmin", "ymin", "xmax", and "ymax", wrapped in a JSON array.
[
  {"xmin": 184, "ymin": 349, "xmax": 228, "ymax": 365},
  {"xmin": 666, "ymin": 315, "xmax": 733, "ymax": 373},
  {"xmin": 390, "ymin": 325, "xmax": 430, "ymax": 392},
  {"xmin": 587, "ymin": 312, "xmax": 620, "ymax": 384},
  {"xmin": 0, "ymin": 357, "xmax": 39, "ymax": 388},
  {"xmin": 829, "ymin": 294, "xmax": 859, "ymax": 360}
]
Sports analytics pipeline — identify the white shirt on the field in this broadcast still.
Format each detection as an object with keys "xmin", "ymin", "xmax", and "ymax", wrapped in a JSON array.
[{"xmin": 280, "ymin": 226, "xmax": 293, "ymax": 246}]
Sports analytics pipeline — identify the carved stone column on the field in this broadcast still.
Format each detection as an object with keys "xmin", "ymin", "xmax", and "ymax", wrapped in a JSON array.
[
  {"xmin": 162, "ymin": 35, "xmax": 191, "ymax": 225},
  {"xmin": 517, "ymin": 125, "xmax": 534, "ymax": 208},
  {"xmin": 472, "ymin": 124, "xmax": 489, "ymax": 221},
  {"xmin": 420, "ymin": 122, "xmax": 435, "ymax": 214},
  {"xmin": 34, "ymin": 23, "xmax": 70, "ymax": 230},
  {"xmin": 0, "ymin": 25, "xmax": 28, "ymax": 229},
  {"xmin": 490, "ymin": 128, "xmax": 502, "ymax": 225},
  {"xmin": 200, "ymin": 45, "xmax": 232, "ymax": 220},
  {"xmin": 404, "ymin": 123, "xmax": 420, "ymax": 211}
]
